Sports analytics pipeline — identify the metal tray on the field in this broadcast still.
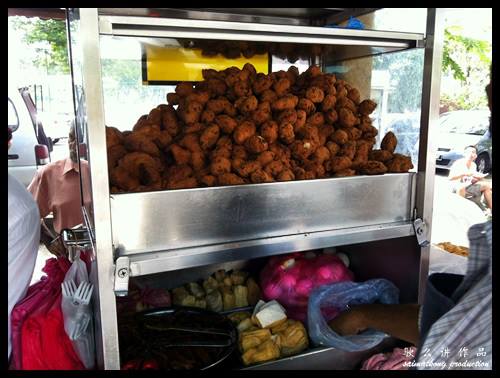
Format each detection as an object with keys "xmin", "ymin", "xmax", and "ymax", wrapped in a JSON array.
[{"xmin": 111, "ymin": 173, "xmax": 416, "ymax": 256}]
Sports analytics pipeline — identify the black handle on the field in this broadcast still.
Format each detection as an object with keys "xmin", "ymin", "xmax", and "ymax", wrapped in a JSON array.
[{"xmin": 8, "ymin": 154, "xmax": 19, "ymax": 160}]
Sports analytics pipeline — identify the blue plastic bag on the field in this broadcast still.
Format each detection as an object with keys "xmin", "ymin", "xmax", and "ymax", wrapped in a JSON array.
[{"xmin": 307, "ymin": 279, "xmax": 399, "ymax": 352}]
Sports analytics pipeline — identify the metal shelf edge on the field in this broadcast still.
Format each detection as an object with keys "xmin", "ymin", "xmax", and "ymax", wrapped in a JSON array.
[{"xmin": 126, "ymin": 221, "xmax": 414, "ymax": 277}]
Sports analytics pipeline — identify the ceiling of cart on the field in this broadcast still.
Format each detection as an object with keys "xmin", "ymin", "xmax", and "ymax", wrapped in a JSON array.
[{"xmin": 97, "ymin": 8, "xmax": 379, "ymax": 26}]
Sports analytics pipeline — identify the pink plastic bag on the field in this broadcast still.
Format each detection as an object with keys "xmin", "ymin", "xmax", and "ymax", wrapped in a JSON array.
[
  {"xmin": 11, "ymin": 257, "xmax": 85, "ymax": 370},
  {"xmin": 260, "ymin": 251, "xmax": 354, "ymax": 322}
]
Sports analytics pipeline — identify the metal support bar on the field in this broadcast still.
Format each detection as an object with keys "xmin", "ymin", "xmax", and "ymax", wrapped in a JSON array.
[{"xmin": 415, "ymin": 8, "xmax": 445, "ymax": 304}]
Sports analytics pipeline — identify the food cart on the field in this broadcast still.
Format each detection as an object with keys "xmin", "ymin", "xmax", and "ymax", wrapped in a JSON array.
[{"xmin": 65, "ymin": 8, "xmax": 444, "ymax": 369}]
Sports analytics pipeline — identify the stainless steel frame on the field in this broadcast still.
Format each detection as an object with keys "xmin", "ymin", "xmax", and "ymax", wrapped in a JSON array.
[{"xmin": 68, "ymin": 8, "xmax": 443, "ymax": 370}]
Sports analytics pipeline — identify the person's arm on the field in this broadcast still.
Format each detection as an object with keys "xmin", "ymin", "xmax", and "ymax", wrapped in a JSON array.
[
  {"xmin": 328, "ymin": 303, "xmax": 421, "ymax": 346},
  {"xmin": 448, "ymin": 162, "xmax": 471, "ymax": 182}
]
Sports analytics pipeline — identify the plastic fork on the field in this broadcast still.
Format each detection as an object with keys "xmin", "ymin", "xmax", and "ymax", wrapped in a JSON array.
[
  {"xmin": 62, "ymin": 279, "xmax": 77, "ymax": 300},
  {"xmin": 73, "ymin": 281, "xmax": 94, "ymax": 306}
]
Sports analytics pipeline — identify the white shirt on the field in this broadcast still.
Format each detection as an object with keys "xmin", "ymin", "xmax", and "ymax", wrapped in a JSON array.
[{"xmin": 8, "ymin": 173, "xmax": 40, "ymax": 359}]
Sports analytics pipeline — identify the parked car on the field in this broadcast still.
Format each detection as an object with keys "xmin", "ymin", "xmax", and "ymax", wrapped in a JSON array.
[
  {"xmin": 8, "ymin": 86, "xmax": 53, "ymax": 186},
  {"xmin": 435, "ymin": 110, "xmax": 491, "ymax": 172}
]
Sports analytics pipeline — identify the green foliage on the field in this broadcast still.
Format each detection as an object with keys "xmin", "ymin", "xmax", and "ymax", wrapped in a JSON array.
[{"xmin": 11, "ymin": 17, "xmax": 69, "ymax": 74}]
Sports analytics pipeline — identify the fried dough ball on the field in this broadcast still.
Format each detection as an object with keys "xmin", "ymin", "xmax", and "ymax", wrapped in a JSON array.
[
  {"xmin": 212, "ymin": 146, "xmax": 232, "ymax": 160},
  {"xmin": 331, "ymin": 129, "xmax": 349, "ymax": 145},
  {"xmin": 307, "ymin": 112, "xmax": 325, "ymax": 128},
  {"xmin": 386, "ymin": 154, "xmax": 414, "ymax": 173},
  {"xmin": 183, "ymin": 122, "xmax": 204, "ymax": 134},
  {"xmin": 166, "ymin": 164, "xmax": 193, "ymax": 183},
  {"xmin": 199, "ymin": 174, "xmax": 217, "ymax": 187},
  {"xmin": 167, "ymin": 177, "xmax": 198, "ymax": 190},
  {"xmin": 351, "ymin": 142, "xmax": 371, "ymax": 170},
  {"xmin": 260, "ymin": 89, "xmax": 278, "ymax": 103},
  {"xmin": 346, "ymin": 127, "xmax": 362, "ymax": 141},
  {"xmin": 294, "ymin": 109, "xmax": 307, "ymax": 132},
  {"xmin": 218, "ymin": 173, "xmax": 245, "ymax": 186},
  {"xmin": 297, "ymin": 98, "xmax": 316, "ymax": 115},
  {"xmin": 321, "ymin": 94, "xmax": 337, "ymax": 112},
  {"xmin": 334, "ymin": 168, "xmax": 356, "ymax": 177},
  {"xmin": 210, "ymin": 156, "xmax": 231, "ymax": 176},
  {"xmin": 277, "ymin": 109, "xmax": 297, "ymax": 125},
  {"xmin": 340, "ymin": 141, "xmax": 357, "ymax": 160},
  {"xmin": 279, "ymin": 122, "xmax": 295, "ymax": 145},
  {"xmin": 273, "ymin": 78, "xmax": 291, "ymax": 97},
  {"xmin": 253, "ymin": 74, "xmax": 273, "ymax": 95},
  {"xmin": 358, "ymin": 99, "xmax": 377, "ymax": 115},
  {"xmin": 330, "ymin": 156, "xmax": 353, "ymax": 173},
  {"xmin": 205, "ymin": 78, "xmax": 227, "ymax": 98},
  {"xmin": 201, "ymin": 109, "xmax": 216, "ymax": 124},
  {"xmin": 233, "ymin": 121, "xmax": 257, "ymax": 145},
  {"xmin": 256, "ymin": 151, "xmax": 275, "ymax": 167},
  {"xmin": 191, "ymin": 151, "xmax": 206, "ymax": 171},
  {"xmin": 369, "ymin": 149, "xmax": 393, "ymax": 163},
  {"xmin": 305, "ymin": 86, "xmax": 325, "ymax": 104},
  {"xmin": 290, "ymin": 140, "xmax": 315, "ymax": 161},
  {"xmin": 167, "ymin": 92, "xmax": 180, "ymax": 105},
  {"xmin": 185, "ymin": 91, "xmax": 210, "ymax": 105},
  {"xmin": 231, "ymin": 158, "xmax": 244, "ymax": 171},
  {"xmin": 272, "ymin": 94, "xmax": 299, "ymax": 111},
  {"xmin": 124, "ymin": 132, "xmax": 160, "ymax": 157},
  {"xmin": 107, "ymin": 144, "xmax": 127, "ymax": 169},
  {"xmin": 242, "ymin": 62, "xmax": 257, "ymax": 78},
  {"xmin": 170, "ymin": 144, "xmax": 192, "ymax": 165},
  {"xmin": 175, "ymin": 82, "xmax": 194, "ymax": 97},
  {"xmin": 216, "ymin": 135, "xmax": 233, "ymax": 149},
  {"xmin": 250, "ymin": 169, "xmax": 274, "ymax": 183},
  {"xmin": 118, "ymin": 152, "xmax": 163, "ymax": 186},
  {"xmin": 234, "ymin": 80, "xmax": 252, "ymax": 98},
  {"xmin": 202, "ymin": 68, "xmax": 221, "ymax": 80},
  {"xmin": 312, "ymin": 146, "xmax": 331, "ymax": 164},
  {"xmin": 237, "ymin": 95, "xmax": 258, "ymax": 114},
  {"xmin": 213, "ymin": 114, "xmax": 236, "ymax": 134},
  {"xmin": 293, "ymin": 167, "xmax": 307, "ymax": 180},
  {"xmin": 381, "ymin": 131, "xmax": 397, "ymax": 153},
  {"xmin": 206, "ymin": 98, "xmax": 228, "ymax": 114},
  {"xmin": 110, "ymin": 166, "xmax": 140, "ymax": 191},
  {"xmin": 326, "ymin": 141, "xmax": 340, "ymax": 157},
  {"xmin": 324, "ymin": 109, "xmax": 339, "ymax": 125},
  {"xmin": 360, "ymin": 160, "xmax": 388, "ymax": 175},
  {"xmin": 236, "ymin": 160, "xmax": 261, "ymax": 177},
  {"xmin": 335, "ymin": 83, "xmax": 348, "ymax": 99},
  {"xmin": 252, "ymin": 102, "xmax": 271, "ymax": 125},
  {"xmin": 338, "ymin": 107, "xmax": 357, "ymax": 128},
  {"xmin": 178, "ymin": 101, "xmax": 203, "ymax": 124},
  {"xmin": 318, "ymin": 125, "xmax": 335, "ymax": 145},
  {"xmin": 358, "ymin": 115, "xmax": 373, "ymax": 132},
  {"xmin": 199, "ymin": 124, "xmax": 220, "ymax": 151},
  {"xmin": 106, "ymin": 126, "xmax": 124, "ymax": 148},
  {"xmin": 277, "ymin": 169, "xmax": 295, "ymax": 181},
  {"xmin": 336, "ymin": 97, "xmax": 357, "ymax": 113},
  {"xmin": 134, "ymin": 124, "xmax": 172, "ymax": 149},
  {"xmin": 162, "ymin": 105, "xmax": 181, "ymax": 137},
  {"xmin": 146, "ymin": 107, "xmax": 162, "ymax": 126},
  {"xmin": 245, "ymin": 135, "xmax": 269, "ymax": 154},
  {"xmin": 264, "ymin": 160, "xmax": 285, "ymax": 177},
  {"xmin": 362, "ymin": 125, "xmax": 379, "ymax": 139},
  {"xmin": 232, "ymin": 145, "xmax": 248, "ymax": 160},
  {"xmin": 347, "ymin": 88, "xmax": 361, "ymax": 105},
  {"xmin": 258, "ymin": 120, "xmax": 278, "ymax": 145}
]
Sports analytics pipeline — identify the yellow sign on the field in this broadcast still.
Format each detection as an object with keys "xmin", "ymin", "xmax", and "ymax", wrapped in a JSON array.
[{"xmin": 142, "ymin": 44, "xmax": 269, "ymax": 84}]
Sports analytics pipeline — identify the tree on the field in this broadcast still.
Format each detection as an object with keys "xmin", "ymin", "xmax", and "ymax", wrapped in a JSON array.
[{"xmin": 11, "ymin": 17, "xmax": 70, "ymax": 74}]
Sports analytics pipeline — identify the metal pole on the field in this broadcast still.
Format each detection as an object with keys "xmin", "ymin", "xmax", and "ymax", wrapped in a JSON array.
[
  {"xmin": 78, "ymin": 8, "xmax": 121, "ymax": 369},
  {"xmin": 416, "ymin": 8, "xmax": 444, "ymax": 304}
]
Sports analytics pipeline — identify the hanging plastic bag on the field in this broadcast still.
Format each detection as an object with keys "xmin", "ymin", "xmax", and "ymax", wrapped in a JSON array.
[
  {"xmin": 61, "ymin": 250, "xmax": 95, "ymax": 369},
  {"xmin": 260, "ymin": 251, "xmax": 354, "ymax": 322},
  {"xmin": 307, "ymin": 279, "xmax": 399, "ymax": 352}
]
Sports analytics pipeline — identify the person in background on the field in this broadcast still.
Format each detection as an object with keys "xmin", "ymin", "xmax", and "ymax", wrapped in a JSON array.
[
  {"xmin": 448, "ymin": 145, "xmax": 492, "ymax": 211},
  {"xmin": 8, "ymin": 127, "xmax": 40, "ymax": 360},
  {"xmin": 28, "ymin": 122, "xmax": 91, "ymax": 257},
  {"xmin": 329, "ymin": 74, "xmax": 492, "ymax": 370}
]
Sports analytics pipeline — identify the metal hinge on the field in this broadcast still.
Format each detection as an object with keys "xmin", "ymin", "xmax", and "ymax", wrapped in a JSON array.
[
  {"xmin": 413, "ymin": 218, "xmax": 430, "ymax": 247},
  {"xmin": 114, "ymin": 256, "xmax": 130, "ymax": 297},
  {"xmin": 61, "ymin": 226, "xmax": 93, "ymax": 261}
]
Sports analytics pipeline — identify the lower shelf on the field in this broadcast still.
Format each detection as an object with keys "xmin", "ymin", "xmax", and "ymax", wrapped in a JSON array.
[{"xmin": 241, "ymin": 337, "xmax": 399, "ymax": 370}]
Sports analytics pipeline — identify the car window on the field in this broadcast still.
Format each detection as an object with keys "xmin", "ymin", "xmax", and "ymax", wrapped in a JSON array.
[
  {"xmin": 8, "ymin": 98, "xmax": 19, "ymax": 132},
  {"xmin": 439, "ymin": 112, "xmax": 489, "ymax": 135}
]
